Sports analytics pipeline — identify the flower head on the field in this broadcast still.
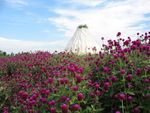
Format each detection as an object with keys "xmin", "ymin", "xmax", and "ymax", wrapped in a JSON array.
[
  {"xmin": 62, "ymin": 104, "xmax": 68, "ymax": 113},
  {"xmin": 78, "ymin": 93, "xmax": 84, "ymax": 101},
  {"xmin": 73, "ymin": 104, "xmax": 80, "ymax": 111}
]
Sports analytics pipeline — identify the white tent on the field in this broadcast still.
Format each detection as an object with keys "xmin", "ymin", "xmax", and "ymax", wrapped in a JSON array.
[{"xmin": 65, "ymin": 25, "xmax": 100, "ymax": 55}]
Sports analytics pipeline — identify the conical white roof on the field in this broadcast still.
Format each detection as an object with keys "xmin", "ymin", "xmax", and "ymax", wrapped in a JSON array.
[{"xmin": 65, "ymin": 25, "xmax": 100, "ymax": 55}]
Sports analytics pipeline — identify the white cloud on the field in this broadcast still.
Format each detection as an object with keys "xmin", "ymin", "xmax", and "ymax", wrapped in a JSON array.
[
  {"xmin": 63, "ymin": 0, "xmax": 105, "ymax": 6},
  {"xmin": 0, "ymin": 37, "xmax": 65, "ymax": 54},
  {"xmin": 49, "ymin": 0, "xmax": 150, "ymax": 43},
  {"xmin": 5, "ymin": 0, "xmax": 28, "ymax": 6}
]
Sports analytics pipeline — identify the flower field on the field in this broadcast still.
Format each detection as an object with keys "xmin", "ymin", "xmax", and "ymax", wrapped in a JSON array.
[{"xmin": 0, "ymin": 33, "xmax": 150, "ymax": 113}]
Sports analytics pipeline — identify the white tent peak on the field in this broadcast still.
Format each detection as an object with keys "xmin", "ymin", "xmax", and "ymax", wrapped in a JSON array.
[{"xmin": 65, "ymin": 25, "xmax": 100, "ymax": 55}]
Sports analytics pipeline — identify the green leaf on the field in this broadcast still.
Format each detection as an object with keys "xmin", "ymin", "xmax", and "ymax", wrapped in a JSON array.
[{"xmin": 127, "ymin": 91, "xmax": 135, "ymax": 95}]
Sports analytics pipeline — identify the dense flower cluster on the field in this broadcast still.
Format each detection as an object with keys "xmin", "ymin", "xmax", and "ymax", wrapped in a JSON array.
[{"xmin": 0, "ymin": 32, "xmax": 150, "ymax": 113}]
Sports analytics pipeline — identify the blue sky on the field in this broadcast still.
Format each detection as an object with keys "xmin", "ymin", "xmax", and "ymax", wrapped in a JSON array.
[{"xmin": 0, "ymin": 0, "xmax": 150, "ymax": 53}]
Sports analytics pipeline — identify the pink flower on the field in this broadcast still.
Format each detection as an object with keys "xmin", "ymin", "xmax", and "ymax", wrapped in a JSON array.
[
  {"xmin": 104, "ymin": 82, "xmax": 111, "ymax": 90},
  {"xmin": 96, "ymin": 90, "xmax": 101, "ymax": 96},
  {"xmin": 126, "ymin": 74, "xmax": 132, "ymax": 82},
  {"xmin": 50, "ymin": 107, "xmax": 56, "ymax": 113},
  {"xmin": 90, "ymin": 93, "xmax": 95, "ymax": 98},
  {"xmin": 48, "ymin": 77, "xmax": 53, "ymax": 83},
  {"xmin": 72, "ymin": 86, "xmax": 79, "ymax": 91},
  {"xmin": 120, "ymin": 69, "xmax": 126, "ymax": 74},
  {"xmin": 136, "ymin": 68, "xmax": 142, "ymax": 75},
  {"xmin": 66, "ymin": 98, "xmax": 71, "ymax": 102},
  {"xmin": 116, "ymin": 111, "xmax": 121, "ymax": 113},
  {"xmin": 22, "ymin": 92, "xmax": 29, "ymax": 99},
  {"xmin": 111, "ymin": 75, "xmax": 117, "ymax": 82},
  {"xmin": 29, "ymin": 100, "xmax": 37, "ymax": 105},
  {"xmin": 103, "ymin": 67, "xmax": 110, "ymax": 72},
  {"xmin": 134, "ymin": 107, "xmax": 140, "ymax": 113},
  {"xmin": 73, "ymin": 104, "xmax": 80, "ymax": 111},
  {"xmin": 127, "ymin": 96, "xmax": 134, "ymax": 101},
  {"xmin": 119, "ymin": 94, "xmax": 126, "ymax": 100},
  {"xmin": 95, "ymin": 84, "xmax": 100, "ymax": 88},
  {"xmin": 76, "ymin": 75, "xmax": 82, "ymax": 83},
  {"xmin": 117, "ymin": 32, "xmax": 121, "ymax": 37},
  {"xmin": 62, "ymin": 104, "xmax": 68, "ymax": 113},
  {"xmin": 49, "ymin": 100, "xmax": 56, "ymax": 106},
  {"xmin": 78, "ymin": 93, "xmax": 84, "ymax": 101}
]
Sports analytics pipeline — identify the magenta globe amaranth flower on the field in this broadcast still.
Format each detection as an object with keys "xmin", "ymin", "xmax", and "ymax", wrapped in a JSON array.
[
  {"xmin": 72, "ymin": 86, "xmax": 78, "ymax": 91},
  {"xmin": 50, "ymin": 107, "xmax": 56, "ymax": 113},
  {"xmin": 29, "ymin": 100, "xmax": 37, "ymax": 105},
  {"xmin": 95, "ymin": 84, "xmax": 100, "ymax": 88},
  {"xmin": 126, "ymin": 74, "xmax": 132, "ymax": 82},
  {"xmin": 78, "ymin": 93, "xmax": 84, "ymax": 101},
  {"xmin": 127, "ymin": 96, "xmax": 134, "ymax": 101},
  {"xmin": 90, "ymin": 93, "xmax": 95, "ymax": 98},
  {"xmin": 76, "ymin": 75, "xmax": 82, "ymax": 83},
  {"xmin": 104, "ymin": 82, "xmax": 111, "ymax": 90},
  {"xmin": 116, "ymin": 111, "xmax": 121, "ymax": 113},
  {"xmin": 66, "ymin": 98, "xmax": 71, "ymax": 102},
  {"xmin": 73, "ymin": 104, "xmax": 80, "ymax": 111},
  {"xmin": 103, "ymin": 67, "xmax": 110, "ymax": 72},
  {"xmin": 22, "ymin": 92, "xmax": 29, "ymax": 99},
  {"xmin": 48, "ymin": 77, "xmax": 53, "ymax": 83},
  {"xmin": 120, "ymin": 69, "xmax": 126, "ymax": 74},
  {"xmin": 62, "ymin": 104, "xmax": 68, "ymax": 113},
  {"xmin": 134, "ymin": 107, "xmax": 140, "ymax": 113},
  {"xmin": 111, "ymin": 75, "xmax": 117, "ymax": 82},
  {"xmin": 119, "ymin": 94, "xmax": 126, "ymax": 100},
  {"xmin": 96, "ymin": 90, "xmax": 101, "ymax": 96},
  {"xmin": 136, "ymin": 68, "xmax": 142, "ymax": 75},
  {"xmin": 49, "ymin": 100, "xmax": 56, "ymax": 106},
  {"xmin": 117, "ymin": 32, "xmax": 121, "ymax": 37}
]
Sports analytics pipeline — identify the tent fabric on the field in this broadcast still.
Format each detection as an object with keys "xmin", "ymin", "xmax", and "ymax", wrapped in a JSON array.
[{"xmin": 65, "ymin": 26, "xmax": 100, "ymax": 55}]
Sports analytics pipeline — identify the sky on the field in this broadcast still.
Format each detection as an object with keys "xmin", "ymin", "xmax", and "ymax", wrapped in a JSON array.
[{"xmin": 0, "ymin": 0, "xmax": 150, "ymax": 53}]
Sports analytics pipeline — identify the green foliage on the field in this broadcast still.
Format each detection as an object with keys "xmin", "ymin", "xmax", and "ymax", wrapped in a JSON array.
[{"xmin": 78, "ymin": 24, "xmax": 88, "ymax": 29}]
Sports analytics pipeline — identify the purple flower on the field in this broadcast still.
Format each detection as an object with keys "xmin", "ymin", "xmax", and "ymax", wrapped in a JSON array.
[
  {"xmin": 116, "ymin": 111, "xmax": 121, "ymax": 113},
  {"xmin": 127, "ymin": 96, "xmax": 134, "ymax": 101},
  {"xmin": 134, "ymin": 107, "xmax": 140, "ymax": 113},
  {"xmin": 78, "ymin": 93, "xmax": 84, "ymax": 101},
  {"xmin": 50, "ymin": 107, "xmax": 56, "ymax": 113},
  {"xmin": 126, "ymin": 74, "xmax": 132, "ymax": 82},
  {"xmin": 96, "ymin": 90, "xmax": 101, "ymax": 96},
  {"xmin": 48, "ymin": 77, "xmax": 53, "ymax": 83},
  {"xmin": 72, "ymin": 86, "xmax": 79, "ymax": 91},
  {"xmin": 136, "ymin": 68, "xmax": 142, "ymax": 75},
  {"xmin": 66, "ymin": 98, "xmax": 71, "ymax": 102},
  {"xmin": 76, "ymin": 75, "xmax": 82, "ymax": 83},
  {"xmin": 104, "ymin": 82, "xmax": 111, "ymax": 90},
  {"xmin": 90, "ymin": 93, "xmax": 95, "ymax": 98},
  {"xmin": 117, "ymin": 32, "xmax": 121, "ymax": 37},
  {"xmin": 49, "ymin": 100, "xmax": 56, "ymax": 106},
  {"xmin": 29, "ymin": 100, "xmax": 37, "ymax": 105},
  {"xmin": 22, "ymin": 92, "xmax": 29, "ymax": 99},
  {"xmin": 119, "ymin": 94, "xmax": 126, "ymax": 100},
  {"xmin": 111, "ymin": 75, "xmax": 117, "ymax": 82},
  {"xmin": 62, "ymin": 104, "xmax": 68, "ymax": 113},
  {"xmin": 95, "ymin": 84, "xmax": 100, "ymax": 88},
  {"xmin": 103, "ymin": 67, "xmax": 110, "ymax": 72},
  {"xmin": 120, "ymin": 69, "xmax": 126, "ymax": 74},
  {"xmin": 73, "ymin": 104, "xmax": 80, "ymax": 111}
]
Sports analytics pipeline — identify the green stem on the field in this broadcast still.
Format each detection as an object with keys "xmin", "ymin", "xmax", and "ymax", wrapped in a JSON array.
[{"xmin": 122, "ymin": 100, "xmax": 124, "ymax": 113}]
